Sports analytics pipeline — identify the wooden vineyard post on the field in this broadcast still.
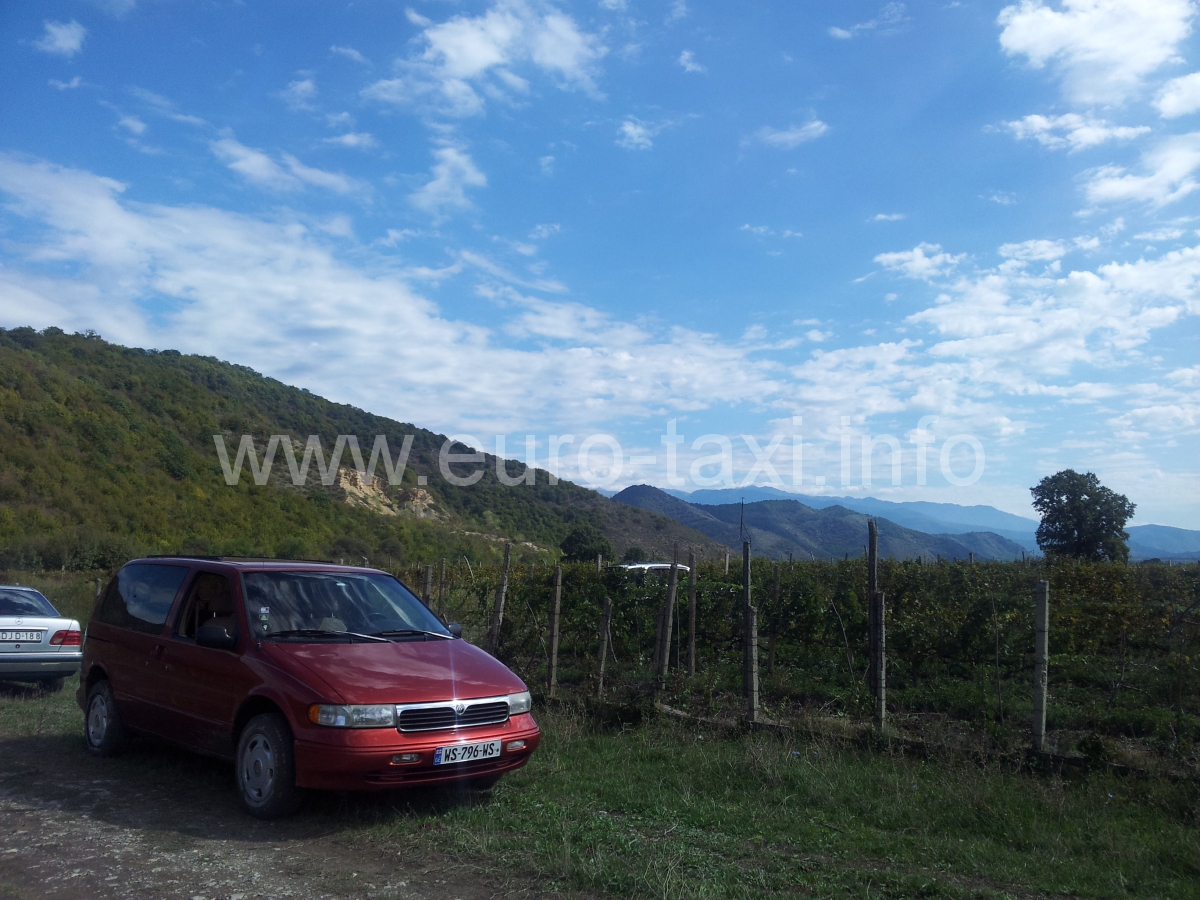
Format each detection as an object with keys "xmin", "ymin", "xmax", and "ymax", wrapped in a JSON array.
[
  {"xmin": 595, "ymin": 597, "xmax": 613, "ymax": 698},
  {"xmin": 94, "ymin": 578, "xmax": 102, "ymax": 599},
  {"xmin": 724, "ymin": 552, "xmax": 730, "ymax": 576},
  {"xmin": 1033, "ymin": 579, "xmax": 1050, "ymax": 752},
  {"xmin": 687, "ymin": 548, "xmax": 697, "ymax": 677},
  {"xmin": 422, "ymin": 564, "xmax": 433, "ymax": 605},
  {"xmin": 769, "ymin": 563, "xmax": 781, "ymax": 674},
  {"xmin": 597, "ymin": 553, "xmax": 603, "ymax": 572},
  {"xmin": 437, "ymin": 558, "xmax": 446, "ymax": 617},
  {"xmin": 869, "ymin": 591, "xmax": 886, "ymax": 730},
  {"xmin": 742, "ymin": 541, "xmax": 759, "ymax": 722},
  {"xmin": 867, "ymin": 520, "xmax": 886, "ymax": 730},
  {"xmin": 488, "ymin": 543, "xmax": 512, "ymax": 655},
  {"xmin": 655, "ymin": 551, "xmax": 680, "ymax": 697},
  {"xmin": 548, "ymin": 565, "xmax": 563, "ymax": 698}
]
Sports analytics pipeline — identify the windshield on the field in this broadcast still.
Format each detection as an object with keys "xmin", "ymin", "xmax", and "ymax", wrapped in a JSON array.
[
  {"xmin": 0, "ymin": 588, "xmax": 58, "ymax": 617},
  {"xmin": 241, "ymin": 571, "xmax": 450, "ymax": 640}
]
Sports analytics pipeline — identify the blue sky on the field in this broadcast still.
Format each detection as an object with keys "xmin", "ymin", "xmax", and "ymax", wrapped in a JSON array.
[{"xmin": 1, "ymin": 1, "xmax": 1198, "ymax": 526}]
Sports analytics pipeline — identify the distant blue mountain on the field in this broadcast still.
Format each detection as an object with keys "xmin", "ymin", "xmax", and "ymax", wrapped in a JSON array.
[{"xmin": 661, "ymin": 486, "xmax": 1199, "ymax": 560}]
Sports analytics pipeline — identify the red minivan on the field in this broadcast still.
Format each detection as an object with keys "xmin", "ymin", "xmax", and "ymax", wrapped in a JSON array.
[{"xmin": 77, "ymin": 557, "xmax": 540, "ymax": 818}]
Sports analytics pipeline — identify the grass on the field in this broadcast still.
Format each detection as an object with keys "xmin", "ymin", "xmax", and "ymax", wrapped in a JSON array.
[{"xmin": 3, "ymin": 683, "xmax": 1196, "ymax": 900}]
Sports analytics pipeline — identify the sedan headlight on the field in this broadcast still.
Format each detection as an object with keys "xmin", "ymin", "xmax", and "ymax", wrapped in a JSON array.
[
  {"xmin": 507, "ymin": 691, "xmax": 532, "ymax": 715},
  {"xmin": 308, "ymin": 704, "xmax": 396, "ymax": 728}
]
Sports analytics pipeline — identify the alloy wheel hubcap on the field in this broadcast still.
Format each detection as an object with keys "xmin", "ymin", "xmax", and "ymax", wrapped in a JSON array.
[{"xmin": 241, "ymin": 733, "xmax": 275, "ymax": 802}]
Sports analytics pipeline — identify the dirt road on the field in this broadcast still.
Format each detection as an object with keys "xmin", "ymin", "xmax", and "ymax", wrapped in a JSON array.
[{"xmin": 0, "ymin": 709, "xmax": 559, "ymax": 900}]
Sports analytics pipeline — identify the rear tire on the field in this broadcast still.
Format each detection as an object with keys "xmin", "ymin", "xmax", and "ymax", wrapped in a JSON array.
[
  {"xmin": 236, "ymin": 713, "xmax": 303, "ymax": 819},
  {"xmin": 84, "ymin": 680, "xmax": 129, "ymax": 757},
  {"xmin": 39, "ymin": 677, "xmax": 65, "ymax": 693}
]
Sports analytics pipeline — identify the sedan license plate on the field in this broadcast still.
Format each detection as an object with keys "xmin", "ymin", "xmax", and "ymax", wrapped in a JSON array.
[
  {"xmin": 433, "ymin": 740, "xmax": 501, "ymax": 765},
  {"xmin": 0, "ymin": 632, "xmax": 41, "ymax": 643}
]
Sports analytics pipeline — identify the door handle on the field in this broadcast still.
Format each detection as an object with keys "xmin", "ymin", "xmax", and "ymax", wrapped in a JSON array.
[{"xmin": 154, "ymin": 644, "xmax": 165, "ymax": 660}]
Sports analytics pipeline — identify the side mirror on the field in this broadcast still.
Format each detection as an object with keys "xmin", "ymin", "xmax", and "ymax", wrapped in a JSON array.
[
  {"xmin": 196, "ymin": 623, "xmax": 237, "ymax": 651},
  {"xmin": 447, "ymin": 622, "xmax": 462, "ymax": 638}
]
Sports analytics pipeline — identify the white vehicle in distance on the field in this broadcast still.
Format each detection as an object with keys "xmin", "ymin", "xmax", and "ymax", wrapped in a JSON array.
[
  {"xmin": 0, "ymin": 586, "xmax": 82, "ymax": 692},
  {"xmin": 609, "ymin": 562, "xmax": 691, "ymax": 574}
]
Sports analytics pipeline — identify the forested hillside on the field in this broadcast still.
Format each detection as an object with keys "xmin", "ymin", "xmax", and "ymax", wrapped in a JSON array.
[{"xmin": 0, "ymin": 327, "xmax": 722, "ymax": 569}]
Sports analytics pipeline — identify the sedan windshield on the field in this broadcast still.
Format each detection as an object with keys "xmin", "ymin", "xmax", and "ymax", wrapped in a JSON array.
[
  {"xmin": 242, "ymin": 571, "xmax": 450, "ymax": 641},
  {"xmin": 0, "ymin": 589, "xmax": 58, "ymax": 617}
]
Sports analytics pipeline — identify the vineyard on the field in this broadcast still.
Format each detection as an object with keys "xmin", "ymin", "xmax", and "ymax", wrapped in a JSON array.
[{"xmin": 406, "ymin": 554, "xmax": 1200, "ymax": 766}]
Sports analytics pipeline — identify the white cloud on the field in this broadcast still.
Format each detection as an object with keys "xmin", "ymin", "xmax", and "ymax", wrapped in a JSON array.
[
  {"xmin": 752, "ymin": 122, "xmax": 829, "ymax": 149},
  {"xmin": 1085, "ymin": 132, "xmax": 1200, "ymax": 207},
  {"xmin": 1156, "ymin": 71, "xmax": 1200, "ymax": 117},
  {"xmin": 325, "ymin": 132, "xmax": 378, "ymax": 149},
  {"xmin": 363, "ymin": 0, "xmax": 607, "ymax": 118},
  {"xmin": 529, "ymin": 223, "xmax": 560, "ymax": 239},
  {"xmin": 331, "ymin": 45, "xmax": 370, "ymax": 65},
  {"xmin": 740, "ymin": 224, "xmax": 772, "ymax": 235},
  {"xmin": 211, "ymin": 136, "xmax": 365, "ymax": 195},
  {"xmin": 668, "ymin": 1, "xmax": 688, "ymax": 21},
  {"xmin": 875, "ymin": 243, "xmax": 965, "ymax": 280},
  {"xmin": 997, "ymin": 0, "xmax": 1196, "ymax": 104},
  {"xmin": 1133, "ymin": 227, "xmax": 1186, "ymax": 241},
  {"xmin": 829, "ymin": 3, "xmax": 908, "ymax": 39},
  {"xmin": 410, "ymin": 146, "xmax": 488, "ymax": 217},
  {"xmin": 1002, "ymin": 113, "xmax": 1150, "ymax": 152},
  {"xmin": 599, "ymin": 0, "xmax": 627, "ymax": 9},
  {"xmin": 35, "ymin": 20, "xmax": 86, "ymax": 57},
  {"xmin": 49, "ymin": 77, "xmax": 83, "ymax": 90},
  {"xmin": 871, "ymin": 213, "xmax": 906, "ymax": 222},
  {"xmin": 117, "ymin": 116, "xmax": 147, "ymax": 136},
  {"xmin": 539, "ymin": 155, "xmax": 555, "ymax": 176},
  {"xmin": 678, "ymin": 50, "xmax": 705, "ymax": 73},
  {"xmin": 281, "ymin": 76, "xmax": 317, "ymax": 110},
  {"xmin": 999, "ymin": 238, "xmax": 1067, "ymax": 261},
  {"xmin": 617, "ymin": 119, "xmax": 655, "ymax": 150}
]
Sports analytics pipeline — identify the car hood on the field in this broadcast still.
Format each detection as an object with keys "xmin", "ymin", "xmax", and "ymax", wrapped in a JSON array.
[{"xmin": 262, "ymin": 638, "xmax": 526, "ymax": 705}]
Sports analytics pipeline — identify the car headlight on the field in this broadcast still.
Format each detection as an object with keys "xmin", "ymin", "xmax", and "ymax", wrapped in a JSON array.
[
  {"xmin": 507, "ymin": 691, "xmax": 532, "ymax": 715},
  {"xmin": 307, "ymin": 704, "xmax": 396, "ymax": 728}
]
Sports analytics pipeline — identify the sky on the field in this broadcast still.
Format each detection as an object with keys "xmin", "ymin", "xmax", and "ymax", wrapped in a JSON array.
[{"xmin": 0, "ymin": 0, "xmax": 1198, "ymax": 527}]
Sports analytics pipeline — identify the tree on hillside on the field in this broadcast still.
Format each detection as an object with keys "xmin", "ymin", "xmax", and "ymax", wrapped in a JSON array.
[
  {"xmin": 622, "ymin": 546, "xmax": 646, "ymax": 563},
  {"xmin": 560, "ymin": 524, "xmax": 613, "ymax": 563},
  {"xmin": 1030, "ymin": 470, "xmax": 1135, "ymax": 562}
]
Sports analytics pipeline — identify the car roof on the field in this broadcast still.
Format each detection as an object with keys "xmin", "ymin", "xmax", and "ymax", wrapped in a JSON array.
[
  {"xmin": 127, "ymin": 556, "xmax": 389, "ymax": 575},
  {"xmin": 0, "ymin": 585, "xmax": 48, "ymax": 593}
]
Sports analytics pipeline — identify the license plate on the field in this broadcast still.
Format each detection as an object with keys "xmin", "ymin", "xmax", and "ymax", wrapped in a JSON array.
[
  {"xmin": 0, "ymin": 632, "xmax": 41, "ymax": 642},
  {"xmin": 433, "ymin": 740, "xmax": 501, "ymax": 765}
]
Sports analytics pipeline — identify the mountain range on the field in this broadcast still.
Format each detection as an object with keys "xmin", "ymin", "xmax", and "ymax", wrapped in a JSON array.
[
  {"xmin": 654, "ymin": 486, "xmax": 1200, "ymax": 561},
  {"xmin": 612, "ymin": 485, "xmax": 1029, "ymax": 561}
]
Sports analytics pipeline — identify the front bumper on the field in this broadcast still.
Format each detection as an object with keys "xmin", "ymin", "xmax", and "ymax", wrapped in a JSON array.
[
  {"xmin": 294, "ymin": 713, "xmax": 541, "ymax": 791},
  {"xmin": 0, "ymin": 652, "xmax": 82, "ymax": 680}
]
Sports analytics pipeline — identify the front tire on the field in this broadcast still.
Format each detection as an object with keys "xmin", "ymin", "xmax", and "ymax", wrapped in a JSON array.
[
  {"xmin": 236, "ymin": 713, "xmax": 303, "ymax": 819},
  {"xmin": 84, "ymin": 680, "xmax": 129, "ymax": 757}
]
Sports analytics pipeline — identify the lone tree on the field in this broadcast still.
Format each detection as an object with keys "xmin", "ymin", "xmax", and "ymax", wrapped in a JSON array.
[
  {"xmin": 560, "ymin": 524, "xmax": 613, "ymax": 563},
  {"xmin": 1030, "ymin": 470, "xmax": 1135, "ymax": 562}
]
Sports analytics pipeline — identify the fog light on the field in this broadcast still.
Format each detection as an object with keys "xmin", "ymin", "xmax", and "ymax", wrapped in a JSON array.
[
  {"xmin": 505, "ymin": 740, "xmax": 526, "ymax": 751},
  {"xmin": 391, "ymin": 753, "xmax": 421, "ymax": 764}
]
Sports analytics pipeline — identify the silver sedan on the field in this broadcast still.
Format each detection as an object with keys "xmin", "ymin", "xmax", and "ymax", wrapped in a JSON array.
[{"xmin": 0, "ymin": 586, "xmax": 82, "ymax": 691}]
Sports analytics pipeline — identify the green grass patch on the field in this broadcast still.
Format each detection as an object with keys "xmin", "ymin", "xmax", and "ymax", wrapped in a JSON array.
[{"xmin": 4, "ymin": 676, "xmax": 1197, "ymax": 899}]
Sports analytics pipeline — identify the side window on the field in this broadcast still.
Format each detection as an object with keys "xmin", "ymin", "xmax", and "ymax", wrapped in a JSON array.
[
  {"xmin": 175, "ymin": 572, "xmax": 237, "ymax": 639},
  {"xmin": 95, "ymin": 565, "xmax": 190, "ymax": 634}
]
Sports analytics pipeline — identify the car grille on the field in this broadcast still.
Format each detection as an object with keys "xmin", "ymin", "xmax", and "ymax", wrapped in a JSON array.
[{"xmin": 396, "ymin": 700, "xmax": 510, "ymax": 733}]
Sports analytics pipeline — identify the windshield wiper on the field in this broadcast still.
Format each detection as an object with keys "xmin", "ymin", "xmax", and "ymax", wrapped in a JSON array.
[
  {"xmin": 264, "ymin": 629, "xmax": 389, "ymax": 643},
  {"xmin": 371, "ymin": 628, "xmax": 453, "ymax": 640}
]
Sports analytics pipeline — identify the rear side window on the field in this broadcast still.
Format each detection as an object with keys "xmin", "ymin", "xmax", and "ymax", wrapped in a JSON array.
[
  {"xmin": 0, "ymin": 589, "xmax": 57, "ymax": 617},
  {"xmin": 96, "ymin": 565, "xmax": 189, "ymax": 634}
]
